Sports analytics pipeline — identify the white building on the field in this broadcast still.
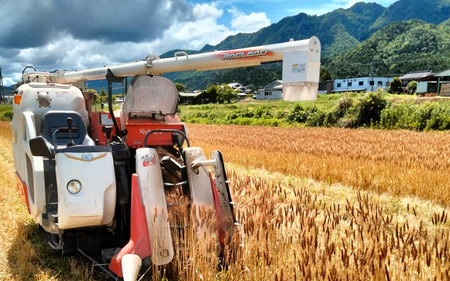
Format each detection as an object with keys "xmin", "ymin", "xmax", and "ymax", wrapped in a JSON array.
[
  {"xmin": 256, "ymin": 80, "xmax": 283, "ymax": 100},
  {"xmin": 333, "ymin": 77, "xmax": 392, "ymax": 93},
  {"xmin": 228, "ymin": 82, "xmax": 251, "ymax": 98}
]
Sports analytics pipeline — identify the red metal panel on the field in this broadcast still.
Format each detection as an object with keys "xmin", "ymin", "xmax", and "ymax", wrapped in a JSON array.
[
  {"xmin": 15, "ymin": 172, "xmax": 30, "ymax": 214},
  {"xmin": 109, "ymin": 174, "xmax": 152, "ymax": 277}
]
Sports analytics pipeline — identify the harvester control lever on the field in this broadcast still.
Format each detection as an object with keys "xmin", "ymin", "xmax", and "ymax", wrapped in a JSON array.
[
  {"xmin": 102, "ymin": 126, "xmax": 114, "ymax": 145},
  {"xmin": 144, "ymin": 129, "xmax": 190, "ymax": 147},
  {"xmin": 66, "ymin": 117, "xmax": 75, "ymax": 147},
  {"xmin": 66, "ymin": 117, "xmax": 73, "ymax": 129}
]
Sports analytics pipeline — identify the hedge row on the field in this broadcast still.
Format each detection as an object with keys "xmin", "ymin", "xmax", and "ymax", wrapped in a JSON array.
[{"xmin": 181, "ymin": 92, "xmax": 450, "ymax": 131}]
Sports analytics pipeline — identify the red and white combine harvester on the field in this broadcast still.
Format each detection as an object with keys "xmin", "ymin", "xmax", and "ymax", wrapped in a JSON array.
[{"xmin": 11, "ymin": 37, "xmax": 320, "ymax": 280}]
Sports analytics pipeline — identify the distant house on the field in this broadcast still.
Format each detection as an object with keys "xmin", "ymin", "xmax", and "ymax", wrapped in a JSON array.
[
  {"xmin": 179, "ymin": 91, "xmax": 203, "ymax": 104},
  {"xmin": 228, "ymin": 82, "xmax": 244, "ymax": 91},
  {"xmin": 228, "ymin": 82, "xmax": 251, "ymax": 98},
  {"xmin": 256, "ymin": 80, "xmax": 283, "ymax": 100},
  {"xmin": 400, "ymin": 70, "xmax": 437, "ymax": 96},
  {"xmin": 399, "ymin": 70, "xmax": 435, "ymax": 86},
  {"xmin": 332, "ymin": 77, "xmax": 392, "ymax": 93}
]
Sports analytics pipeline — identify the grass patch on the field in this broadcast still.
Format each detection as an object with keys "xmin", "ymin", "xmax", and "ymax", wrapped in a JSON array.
[{"xmin": 0, "ymin": 105, "xmax": 13, "ymax": 121}]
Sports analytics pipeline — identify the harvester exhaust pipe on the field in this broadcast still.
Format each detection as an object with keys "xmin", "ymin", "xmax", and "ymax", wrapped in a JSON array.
[{"xmin": 121, "ymin": 254, "xmax": 142, "ymax": 281}]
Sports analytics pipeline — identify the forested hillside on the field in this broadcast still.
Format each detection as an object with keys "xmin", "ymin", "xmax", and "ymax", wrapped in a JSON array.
[
  {"xmin": 370, "ymin": 0, "xmax": 450, "ymax": 31},
  {"xmin": 326, "ymin": 20, "xmax": 450, "ymax": 78}
]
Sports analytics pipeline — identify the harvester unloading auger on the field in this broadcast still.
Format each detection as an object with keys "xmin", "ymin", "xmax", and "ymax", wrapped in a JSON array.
[{"xmin": 11, "ymin": 37, "xmax": 320, "ymax": 280}]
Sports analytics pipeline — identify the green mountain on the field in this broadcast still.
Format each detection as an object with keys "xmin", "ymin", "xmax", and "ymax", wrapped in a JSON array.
[
  {"xmin": 328, "ymin": 20, "xmax": 450, "ymax": 78},
  {"xmin": 162, "ymin": 0, "xmax": 450, "ymax": 90},
  {"xmin": 198, "ymin": 2, "xmax": 385, "ymax": 57},
  {"xmin": 371, "ymin": 0, "xmax": 450, "ymax": 31}
]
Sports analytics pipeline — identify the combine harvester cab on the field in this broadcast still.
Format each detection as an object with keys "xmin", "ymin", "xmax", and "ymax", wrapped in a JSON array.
[{"xmin": 11, "ymin": 82, "xmax": 116, "ymax": 253}]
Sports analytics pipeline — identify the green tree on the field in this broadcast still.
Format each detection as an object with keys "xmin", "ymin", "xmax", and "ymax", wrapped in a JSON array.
[
  {"xmin": 87, "ymin": 88, "xmax": 100, "ymax": 104},
  {"xmin": 204, "ymin": 84, "xmax": 218, "ymax": 103},
  {"xmin": 217, "ymin": 84, "xmax": 238, "ymax": 104},
  {"xmin": 175, "ymin": 82, "xmax": 186, "ymax": 92},
  {"xmin": 246, "ymin": 84, "xmax": 256, "ymax": 92},
  {"xmin": 354, "ymin": 91, "xmax": 387, "ymax": 127},
  {"xmin": 87, "ymin": 88, "xmax": 98, "ymax": 95},
  {"xmin": 406, "ymin": 81, "xmax": 417, "ymax": 95},
  {"xmin": 388, "ymin": 77, "xmax": 403, "ymax": 94},
  {"xmin": 320, "ymin": 67, "xmax": 333, "ymax": 81}
]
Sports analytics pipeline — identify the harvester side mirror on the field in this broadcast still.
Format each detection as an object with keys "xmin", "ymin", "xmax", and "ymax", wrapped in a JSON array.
[{"xmin": 29, "ymin": 136, "xmax": 53, "ymax": 158}]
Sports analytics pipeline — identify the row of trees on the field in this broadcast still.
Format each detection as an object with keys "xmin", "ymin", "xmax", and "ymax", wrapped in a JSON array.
[
  {"xmin": 388, "ymin": 77, "xmax": 417, "ymax": 95},
  {"xmin": 87, "ymin": 81, "xmax": 239, "ymax": 105},
  {"xmin": 86, "ymin": 88, "xmax": 125, "ymax": 104},
  {"xmin": 178, "ymin": 83, "xmax": 239, "ymax": 104}
]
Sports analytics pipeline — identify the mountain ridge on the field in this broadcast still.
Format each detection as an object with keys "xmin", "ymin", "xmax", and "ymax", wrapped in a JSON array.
[
  {"xmin": 162, "ymin": 0, "xmax": 450, "ymax": 89},
  {"xmin": 331, "ymin": 19, "xmax": 450, "ymax": 78}
]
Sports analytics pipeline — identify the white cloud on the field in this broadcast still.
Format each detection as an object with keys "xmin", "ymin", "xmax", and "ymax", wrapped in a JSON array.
[
  {"xmin": 4, "ymin": 1, "xmax": 274, "ymax": 85},
  {"xmin": 229, "ymin": 8, "xmax": 271, "ymax": 33},
  {"xmin": 3, "ymin": 78, "xmax": 15, "ymax": 87},
  {"xmin": 1, "ymin": 2, "xmax": 242, "ymax": 86},
  {"xmin": 161, "ymin": 2, "xmax": 234, "ymax": 49},
  {"xmin": 192, "ymin": 2, "xmax": 223, "ymax": 18}
]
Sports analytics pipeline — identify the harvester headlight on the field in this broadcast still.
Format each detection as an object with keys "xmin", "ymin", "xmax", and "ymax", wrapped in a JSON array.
[{"xmin": 67, "ymin": 180, "xmax": 82, "ymax": 194}]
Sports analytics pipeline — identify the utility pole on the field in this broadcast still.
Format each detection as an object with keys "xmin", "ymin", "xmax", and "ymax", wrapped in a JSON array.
[{"xmin": 369, "ymin": 63, "xmax": 374, "ymax": 92}]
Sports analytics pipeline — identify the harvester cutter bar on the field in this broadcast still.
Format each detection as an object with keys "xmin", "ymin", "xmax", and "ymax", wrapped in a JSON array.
[{"xmin": 77, "ymin": 248, "xmax": 118, "ymax": 280}]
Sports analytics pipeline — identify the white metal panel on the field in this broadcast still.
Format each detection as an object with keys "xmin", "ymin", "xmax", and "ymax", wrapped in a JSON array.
[
  {"xmin": 135, "ymin": 148, "xmax": 174, "ymax": 266},
  {"xmin": 56, "ymin": 150, "xmax": 116, "ymax": 229},
  {"xmin": 282, "ymin": 37, "xmax": 321, "ymax": 101},
  {"xmin": 184, "ymin": 147, "xmax": 214, "ymax": 206}
]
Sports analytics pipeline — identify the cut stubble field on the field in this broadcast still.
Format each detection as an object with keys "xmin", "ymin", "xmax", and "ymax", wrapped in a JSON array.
[{"xmin": 0, "ymin": 121, "xmax": 449, "ymax": 280}]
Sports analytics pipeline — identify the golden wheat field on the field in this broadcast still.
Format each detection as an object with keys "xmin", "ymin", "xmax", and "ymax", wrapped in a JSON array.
[
  {"xmin": 1, "ymin": 121, "xmax": 450, "ymax": 280},
  {"xmin": 188, "ymin": 124, "xmax": 450, "ymax": 206}
]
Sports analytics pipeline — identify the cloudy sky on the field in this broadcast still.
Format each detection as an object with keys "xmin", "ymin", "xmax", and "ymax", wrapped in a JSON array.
[{"xmin": 0, "ymin": 0, "xmax": 397, "ymax": 86}]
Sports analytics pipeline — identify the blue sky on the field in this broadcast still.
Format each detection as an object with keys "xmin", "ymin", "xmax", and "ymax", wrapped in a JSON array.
[{"xmin": 0, "ymin": 0, "xmax": 398, "ymax": 86}]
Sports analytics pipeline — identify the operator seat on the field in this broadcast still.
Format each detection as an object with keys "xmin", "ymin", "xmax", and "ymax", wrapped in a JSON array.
[
  {"xmin": 40, "ymin": 110, "xmax": 95, "ymax": 151},
  {"xmin": 121, "ymin": 75, "xmax": 179, "ymax": 122}
]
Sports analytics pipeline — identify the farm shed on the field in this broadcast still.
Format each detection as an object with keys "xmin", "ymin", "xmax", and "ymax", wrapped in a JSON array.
[
  {"xmin": 436, "ymin": 69, "xmax": 450, "ymax": 97},
  {"xmin": 400, "ymin": 70, "xmax": 438, "ymax": 96},
  {"xmin": 179, "ymin": 91, "xmax": 203, "ymax": 104},
  {"xmin": 399, "ymin": 70, "xmax": 435, "ymax": 86}
]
